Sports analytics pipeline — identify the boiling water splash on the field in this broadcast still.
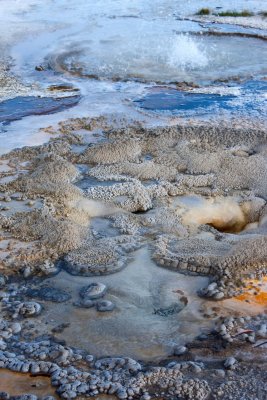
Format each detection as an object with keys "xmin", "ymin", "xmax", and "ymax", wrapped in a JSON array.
[
  {"xmin": 167, "ymin": 34, "xmax": 209, "ymax": 71},
  {"xmin": 49, "ymin": 30, "xmax": 267, "ymax": 84},
  {"xmin": 50, "ymin": 31, "xmax": 211, "ymax": 83}
]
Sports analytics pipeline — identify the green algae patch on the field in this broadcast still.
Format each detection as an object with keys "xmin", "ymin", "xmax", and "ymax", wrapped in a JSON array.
[
  {"xmin": 196, "ymin": 8, "xmax": 211, "ymax": 16},
  {"xmin": 217, "ymin": 10, "xmax": 254, "ymax": 17}
]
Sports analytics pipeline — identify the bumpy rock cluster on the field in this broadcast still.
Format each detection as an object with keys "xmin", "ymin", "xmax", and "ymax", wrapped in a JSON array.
[
  {"xmin": 0, "ymin": 285, "xmax": 266, "ymax": 400},
  {"xmin": 81, "ymin": 124, "xmax": 267, "ymax": 294},
  {"xmin": 1, "ymin": 123, "xmax": 267, "ymax": 285}
]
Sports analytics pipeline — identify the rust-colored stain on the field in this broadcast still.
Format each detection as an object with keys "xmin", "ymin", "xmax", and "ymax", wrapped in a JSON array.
[
  {"xmin": 234, "ymin": 277, "xmax": 267, "ymax": 306},
  {"xmin": 0, "ymin": 369, "xmax": 58, "ymax": 398}
]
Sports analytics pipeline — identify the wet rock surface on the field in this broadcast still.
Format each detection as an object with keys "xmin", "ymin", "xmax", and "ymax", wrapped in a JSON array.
[
  {"xmin": 0, "ymin": 96, "xmax": 80, "ymax": 125},
  {"xmin": 80, "ymin": 283, "xmax": 107, "ymax": 300},
  {"xmin": 17, "ymin": 302, "xmax": 42, "ymax": 318},
  {"xmin": 96, "ymin": 300, "xmax": 115, "ymax": 312},
  {"xmin": 26, "ymin": 287, "xmax": 71, "ymax": 303}
]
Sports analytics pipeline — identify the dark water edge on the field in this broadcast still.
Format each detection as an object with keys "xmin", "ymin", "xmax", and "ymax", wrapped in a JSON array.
[
  {"xmin": 135, "ymin": 80, "xmax": 267, "ymax": 115},
  {"xmin": 135, "ymin": 89, "xmax": 235, "ymax": 111},
  {"xmin": 0, "ymin": 95, "xmax": 80, "ymax": 125}
]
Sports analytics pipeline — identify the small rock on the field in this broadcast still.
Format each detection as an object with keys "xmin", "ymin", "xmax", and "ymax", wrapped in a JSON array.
[
  {"xmin": 224, "ymin": 357, "xmax": 237, "ymax": 369},
  {"xmin": 173, "ymin": 345, "xmax": 188, "ymax": 356},
  {"xmin": 0, "ymin": 275, "xmax": 6, "ymax": 289},
  {"xmin": 214, "ymin": 369, "xmax": 226, "ymax": 378},
  {"xmin": 85, "ymin": 354, "xmax": 94, "ymax": 364},
  {"xmin": 117, "ymin": 389, "xmax": 128, "ymax": 399},
  {"xmin": 96, "ymin": 300, "xmax": 115, "ymax": 312},
  {"xmin": 51, "ymin": 323, "xmax": 70, "ymax": 333},
  {"xmin": 23, "ymin": 267, "xmax": 32, "ymax": 278},
  {"xmin": 61, "ymin": 391, "xmax": 76, "ymax": 399},
  {"xmin": 11, "ymin": 322, "xmax": 21, "ymax": 334},
  {"xmin": 35, "ymin": 65, "xmax": 45, "ymax": 71},
  {"xmin": 31, "ymin": 363, "xmax": 40, "ymax": 374},
  {"xmin": 0, "ymin": 339, "xmax": 7, "ymax": 350},
  {"xmin": 43, "ymin": 397, "xmax": 56, "ymax": 400},
  {"xmin": 80, "ymin": 283, "xmax": 107, "ymax": 300},
  {"xmin": 207, "ymin": 282, "xmax": 218, "ymax": 292},
  {"xmin": 141, "ymin": 394, "xmax": 151, "ymax": 400},
  {"xmin": 196, "ymin": 333, "xmax": 209, "ymax": 341},
  {"xmin": 214, "ymin": 291, "xmax": 224, "ymax": 300},
  {"xmin": 258, "ymin": 324, "xmax": 267, "ymax": 337},
  {"xmin": 39, "ymin": 260, "xmax": 59, "ymax": 276},
  {"xmin": 19, "ymin": 302, "xmax": 42, "ymax": 317},
  {"xmin": 0, "ymin": 393, "xmax": 9, "ymax": 400},
  {"xmin": 73, "ymin": 299, "xmax": 94, "ymax": 308}
]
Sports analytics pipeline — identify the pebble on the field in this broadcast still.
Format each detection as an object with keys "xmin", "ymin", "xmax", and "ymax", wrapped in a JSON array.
[
  {"xmin": 207, "ymin": 282, "xmax": 218, "ymax": 292},
  {"xmin": 258, "ymin": 324, "xmax": 267, "ymax": 337},
  {"xmin": 117, "ymin": 389, "xmax": 128, "ymax": 399},
  {"xmin": 196, "ymin": 333, "xmax": 209, "ymax": 341},
  {"xmin": 31, "ymin": 363, "xmax": 40, "ymax": 374},
  {"xmin": 224, "ymin": 357, "xmax": 237, "ymax": 369},
  {"xmin": 11, "ymin": 322, "xmax": 21, "ymax": 334},
  {"xmin": 0, "ymin": 339, "xmax": 7, "ymax": 350},
  {"xmin": 43, "ymin": 397, "xmax": 56, "ymax": 400},
  {"xmin": 73, "ymin": 299, "xmax": 94, "ymax": 308},
  {"xmin": 96, "ymin": 300, "xmax": 115, "ymax": 312},
  {"xmin": 173, "ymin": 345, "xmax": 188, "ymax": 356},
  {"xmin": 62, "ymin": 391, "xmax": 76, "ymax": 399},
  {"xmin": 80, "ymin": 283, "xmax": 107, "ymax": 300},
  {"xmin": 18, "ymin": 302, "xmax": 42, "ymax": 317},
  {"xmin": 141, "ymin": 394, "xmax": 151, "ymax": 400},
  {"xmin": 0, "ymin": 275, "xmax": 6, "ymax": 289},
  {"xmin": 214, "ymin": 291, "xmax": 224, "ymax": 300},
  {"xmin": 85, "ymin": 354, "xmax": 94, "ymax": 364},
  {"xmin": 39, "ymin": 261, "xmax": 59, "ymax": 276},
  {"xmin": 0, "ymin": 393, "xmax": 9, "ymax": 400},
  {"xmin": 51, "ymin": 323, "xmax": 70, "ymax": 334},
  {"xmin": 23, "ymin": 267, "xmax": 32, "ymax": 278},
  {"xmin": 214, "ymin": 369, "xmax": 226, "ymax": 378},
  {"xmin": 35, "ymin": 65, "xmax": 45, "ymax": 71}
]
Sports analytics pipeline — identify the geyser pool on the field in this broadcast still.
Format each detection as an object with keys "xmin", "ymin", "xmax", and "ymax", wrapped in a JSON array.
[{"xmin": 48, "ymin": 32, "xmax": 267, "ymax": 84}]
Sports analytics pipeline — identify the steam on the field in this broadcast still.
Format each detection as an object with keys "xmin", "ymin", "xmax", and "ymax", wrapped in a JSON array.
[
  {"xmin": 182, "ymin": 197, "xmax": 246, "ymax": 233},
  {"xmin": 72, "ymin": 198, "xmax": 119, "ymax": 218}
]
